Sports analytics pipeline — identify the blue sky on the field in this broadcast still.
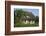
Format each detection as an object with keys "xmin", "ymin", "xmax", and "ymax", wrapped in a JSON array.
[{"xmin": 14, "ymin": 8, "xmax": 39, "ymax": 16}]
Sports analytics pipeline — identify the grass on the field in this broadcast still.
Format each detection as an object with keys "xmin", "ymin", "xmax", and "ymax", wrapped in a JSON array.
[{"xmin": 14, "ymin": 22, "xmax": 39, "ymax": 27}]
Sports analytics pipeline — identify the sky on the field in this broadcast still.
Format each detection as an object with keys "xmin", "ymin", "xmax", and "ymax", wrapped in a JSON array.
[{"xmin": 14, "ymin": 8, "xmax": 39, "ymax": 16}]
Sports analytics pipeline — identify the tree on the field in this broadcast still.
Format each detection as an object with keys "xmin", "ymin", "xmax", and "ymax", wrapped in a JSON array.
[
  {"xmin": 35, "ymin": 16, "xmax": 39, "ymax": 23},
  {"xmin": 14, "ymin": 9, "xmax": 26, "ymax": 22}
]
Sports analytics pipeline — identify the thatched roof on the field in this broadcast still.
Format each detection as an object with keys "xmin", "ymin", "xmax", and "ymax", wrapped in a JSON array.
[{"xmin": 20, "ymin": 11, "xmax": 35, "ymax": 21}]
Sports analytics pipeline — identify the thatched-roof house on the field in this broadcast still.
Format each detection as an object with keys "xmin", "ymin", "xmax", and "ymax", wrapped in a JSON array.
[{"xmin": 20, "ymin": 11, "xmax": 35, "ymax": 22}]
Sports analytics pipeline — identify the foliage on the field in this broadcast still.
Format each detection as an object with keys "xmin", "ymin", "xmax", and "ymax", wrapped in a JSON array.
[
  {"xmin": 14, "ymin": 9, "xmax": 26, "ymax": 22},
  {"xmin": 35, "ymin": 16, "xmax": 39, "ymax": 23}
]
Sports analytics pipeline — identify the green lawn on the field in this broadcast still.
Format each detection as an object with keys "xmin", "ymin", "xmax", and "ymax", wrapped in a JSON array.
[{"xmin": 14, "ymin": 22, "xmax": 39, "ymax": 27}]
